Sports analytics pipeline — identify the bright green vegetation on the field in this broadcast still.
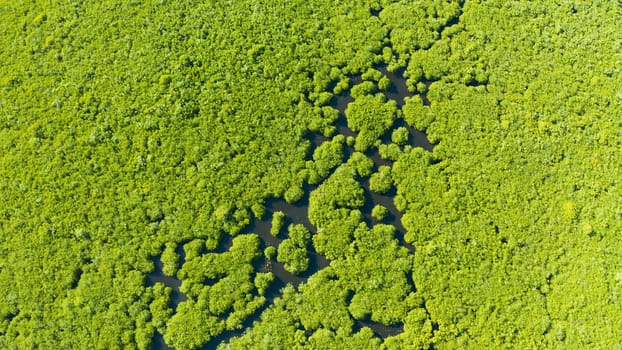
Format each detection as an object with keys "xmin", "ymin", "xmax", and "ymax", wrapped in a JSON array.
[
  {"xmin": 277, "ymin": 224, "xmax": 311, "ymax": 275},
  {"xmin": 2, "ymin": 0, "xmax": 622, "ymax": 349},
  {"xmin": 308, "ymin": 135, "xmax": 345, "ymax": 184},
  {"xmin": 369, "ymin": 165, "xmax": 394, "ymax": 194},
  {"xmin": 308, "ymin": 163, "xmax": 367, "ymax": 260},
  {"xmin": 345, "ymin": 93, "xmax": 398, "ymax": 152},
  {"xmin": 371, "ymin": 205, "xmax": 389, "ymax": 221},
  {"xmin": 263, "ymin": 246, "xmax": 277, "ymax": 261},
  {"xmin": 347, "ymin": 151, "xmax": 374, "ymax": 178},
  {"xmin": 161, "ymin": 242, "xmax": 180, "ymax": 277},
  {"xmin": 169, "ymin": 234, "xmax": 265, "ymax": 349},
  {"xmin": 391, "ymin": 127, "xmax": 409, "ymax": 145},
  {"xmin": 270, "ymin": 211, "xmax": 286, "ymax": 237}
]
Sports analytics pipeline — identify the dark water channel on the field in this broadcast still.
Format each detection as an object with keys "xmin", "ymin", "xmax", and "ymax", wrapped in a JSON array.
[
  {"xmin": 246, "ymin": 194, "xmax": 331, "ymax": 289},
  {"xmin": 328, "ymin": 64, "xmax": 433, "ymax": 256},
  {"xmin": 147, "ymin": 257, "xmax": 187, "ymax": 309},
  {"xmin": 149, "ymin": 64, "xmax": 434, "ymax": 348}
]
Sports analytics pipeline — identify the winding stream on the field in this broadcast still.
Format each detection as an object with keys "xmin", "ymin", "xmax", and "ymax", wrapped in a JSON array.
[{"xmin": 149, "ymin": 60, "xmax": 435, "ymax": 348}]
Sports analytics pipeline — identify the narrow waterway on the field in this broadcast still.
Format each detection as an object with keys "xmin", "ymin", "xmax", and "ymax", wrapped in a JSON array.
[{"xmin": 149, "ymin": 61, "xmax": 434, "ymax": 348}]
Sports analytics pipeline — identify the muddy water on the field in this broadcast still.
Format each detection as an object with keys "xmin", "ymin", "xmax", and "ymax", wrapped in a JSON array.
[{"xmin": 150, "ymin": 64, "xmax": 433, "ymax": 348}]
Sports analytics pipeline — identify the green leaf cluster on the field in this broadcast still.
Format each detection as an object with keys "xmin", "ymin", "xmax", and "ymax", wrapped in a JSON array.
[
  {"xmin": 277, "ymin": 224, "xmax": 312, "ymax": 275},
  {"xmin": 345, "ymin": 94, "xmax": 398, "ymax": 152}
]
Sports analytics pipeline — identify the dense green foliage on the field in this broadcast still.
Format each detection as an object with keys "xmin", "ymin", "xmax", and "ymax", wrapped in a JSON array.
[
  {"xmin": 2, "ymin": 0, "xmax": 622, "ymax": 349},
  {"xmin": 308, "ymin": 135, "xmax": 345, "ymax": 184},
  {"xmin": 170, "ymin": 235, "xmax": 265, "ymax": 348},
  {"xmin": 369, "ymin": 165, "xmax": 394, "ymax": 194},
  {"xmin": 345, "ymin": 93, "xmax": 398, "ymax": 152},
  {"xmin": 391, "ymin": 127, "xmax": 409, "ymax": 145},
  {"xmin": 277, "ymin": 224, "xmax": 311, "ymax": 275},
  {"xmin": 371, "ymin": 205, "xmax": 389, "ymax": 221},
  {"xmin": 270, "ymin": 211, "xmax": 286, "ymax": 237}
]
